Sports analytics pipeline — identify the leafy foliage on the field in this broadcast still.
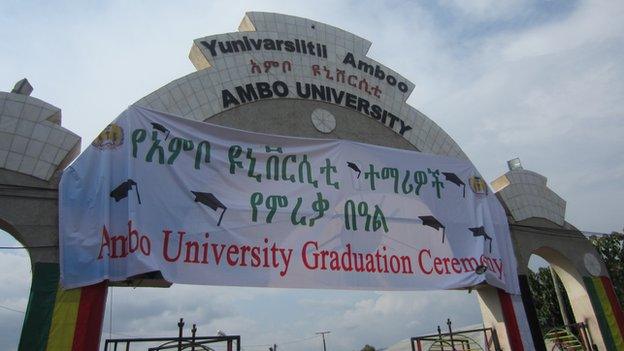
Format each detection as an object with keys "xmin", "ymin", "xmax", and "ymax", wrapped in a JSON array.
[
  {"xmin": 527, "ymin": 267, "xmax": 573, "ymax": 331},
  {"xmin": 528, "ymin": 230, "xmax": 624, "ymax": 333},
  {"xmin": 590, "ymin": 231, "xmax": 624, "ymax": 304}
]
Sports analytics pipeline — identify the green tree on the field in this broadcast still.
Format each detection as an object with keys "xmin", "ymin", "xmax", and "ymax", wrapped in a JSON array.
[
  {"xmin": 590, "ymin": 231, "xmax": 624, "ymax": 304},
  {"xmin": 528, "ymin": 267, "xmax": 573, "ymax": 331},
  {"xmin": 361, "ymin": 344, "xmax": 376, "ymax": 351}
]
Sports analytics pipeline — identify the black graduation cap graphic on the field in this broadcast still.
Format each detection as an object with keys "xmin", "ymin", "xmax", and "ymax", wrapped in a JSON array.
[
  {"xmin": 151, "ymin": 122, "xmax": 170, "ymax": 140},
  {"xmin": 442, "ymin": 172, "xmax": 466, "ymax": 198},
  {"xmin": 419, "ymin": 215, "xmax": 446, "ymax": 243},
  {"xmin": 347, "ymin": 162, "xmax": 361, "ymax": 178},
  {"xmin": 469, "ymin": 226, "xmax": 493, "ymax": 253},
  {"xmin": 110, "ymin": 179, "xmax": 142, "ymax": 204},
  {"xmin": 191, "ymin": 191, "xmax": 227, "ymax": 226},
  {"xmin": 475, "ymin": 265, "xmax": 488, "ymax": 275}
]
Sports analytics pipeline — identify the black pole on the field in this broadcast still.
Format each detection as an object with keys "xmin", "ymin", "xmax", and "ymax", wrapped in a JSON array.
[
  {"xmin": 177, "ymin": 318, "xmax": 184, "ymax": 351},
  {"xmin": 316, "ymin": 331, "xmax": 330, "ymax": 351},
  {"xmin": 191, "ymin": 324, "xmax": 197, "ymax": 351},
  {"xmin": 447, "ymin": 319, "xmax": 456, "ymax": 351}
]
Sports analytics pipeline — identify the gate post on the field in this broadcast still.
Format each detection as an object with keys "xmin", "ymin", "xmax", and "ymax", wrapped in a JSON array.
[
  {"xmin": 476, "ymin": 285, "xmax": 541, "ymax": 351},
  {"xmin": 0, "ymin": 81, "xmax": 110, "ymax": 350}
]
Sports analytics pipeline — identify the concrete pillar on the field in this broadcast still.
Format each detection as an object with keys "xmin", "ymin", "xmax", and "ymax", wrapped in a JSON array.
[
  {"xmin": 477, "ymin": 285, "xmax": 539, "ymax": 351},
  {"xmin": 477, "ymin": 286, "xmax": 511, "ymax": 350},
  {"xmin": 1, "ymin": 84, "xmax": 108, "ymax": 351}
]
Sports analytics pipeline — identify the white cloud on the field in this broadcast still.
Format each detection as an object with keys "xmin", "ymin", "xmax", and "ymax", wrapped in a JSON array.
[
  {"xmin": 440, "ymin": 0, "xmax": 527, "ymax": 22},
  {"xmin": 502, "ymin": 0, "xmax": 624, "ymax": 60},
  {"xmin": 307, "ymin": 291, "xmax": 481, "ymax": 350},
  {"xmin": 417, "ymin": 0, "xmax": 624, "ymax": 232},
  {"xmin": 0, "ymin": 250, "xmax": 31, "ymax": 351}
]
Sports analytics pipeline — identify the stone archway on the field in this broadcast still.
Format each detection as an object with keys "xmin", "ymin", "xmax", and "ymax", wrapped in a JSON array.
[
  {"xmin": 0, "ymin": 81, "xmax": 108, "ymax": 351},
  {"xmin": 484, "ymin": 165, "xmax": 624, "ymax": 350},
  {"xmin": 526, "ymin": 246, "xmax": 600, "ymax": 349},
  {"xmin": 532, "ymin": 246, "xmax": 600, "ymax": 338},
  {"xmin": 511, "ymin": 223, "xmax": 619, "ymax": 351},
  {"xmin": 3, "ymin": 12, "xmax": 624, "ymax": 351}
]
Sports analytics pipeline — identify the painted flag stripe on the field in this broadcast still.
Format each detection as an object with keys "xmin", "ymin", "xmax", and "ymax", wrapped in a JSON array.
[
  {"xmin": 600, "ymin": 277, "xmax": 624, "ymax": 338},
  {"xmin": 18, "ymin": 262, "xmax": 59, "ymax": 351},
  {"xmin": 497, "ymin": 289, "xmax": 524, "ymax": 351},
  {"xmin": 585, "ymin": 277, "xmax": 616, "ymax": 350},
  {"xmin": 594, "ymin": 278, "xmax": 624, "ymax": 349},
  {"xmin": 45, "ymin": 286, "xmax": 81, "ymax": 351},
  {"xmin": 518, "ymin": 275, "xmax": 547, "ymax": 351},
  {"xmin": 72, "ymin": 282, "xmax": 108, "ymax": 351},
  {"xmin": 510, "ymin": 293, "xmax": 535, "ymax": 351}
]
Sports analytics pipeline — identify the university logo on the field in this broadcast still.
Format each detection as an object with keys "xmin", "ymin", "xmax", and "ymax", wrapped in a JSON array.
[
  {"xmin": 92, "ymin": 123, "xmax": 124, "ymax": 150},
  {"xmin": 469, "ymin": 176, "xmax": 489, "ymax": 195}
]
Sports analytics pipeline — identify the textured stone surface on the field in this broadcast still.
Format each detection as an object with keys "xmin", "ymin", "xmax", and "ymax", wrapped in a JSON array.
[
  {"xmin": 207, "ymin": 99, "xmax": 418, "ymax": 150},
  {"xmin": 0, "ymin": 88, "xmax": 81, "ymax": 264},
  {"xmin": 492, "ymin": 169, "xmax": 566, "ymax": 226},
  {"xmin": 11, "ymin": 78, "xmax": 33, "ymax": 96},
  {"xmin": 0, "ymin": 92, "xmax": 80, "ymax": 181},
  {"xmin": 137, "ymin": 11, "xmax": 468, "ymax": 161}
]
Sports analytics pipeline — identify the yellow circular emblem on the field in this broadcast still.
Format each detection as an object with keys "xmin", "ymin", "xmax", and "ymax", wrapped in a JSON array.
[{"xmin": 92, "ymin": 124, "xmax": 124, "ymax": 149}]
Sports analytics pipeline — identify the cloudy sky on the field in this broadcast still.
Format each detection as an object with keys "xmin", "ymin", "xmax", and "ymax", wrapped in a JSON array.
[{"xmin": 1, "ymin": 0, "xmax": 623, "ymax": 350}]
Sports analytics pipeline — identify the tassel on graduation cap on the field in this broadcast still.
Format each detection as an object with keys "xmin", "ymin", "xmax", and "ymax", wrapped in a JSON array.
[
  {"xmin": 110, "ymin": 179, "xmax": 141, "ymax": 204},
  {"xmin": 469, "ymin": 226, "xmax": 493, "ymax": 253},
  {"xmin": 191, "ymin": 191, "xmax": 227, "ymax": 226},
  {"xmin": 419, "ymin": 215, "xmax": 446, "ymax": 243},
  {"xmin": 347, "ymin": 162, "xmax": 361, "ymax": 178},
  {"xmin": 151, "ymin": 122, "xmax": 170, "ymax": 140},
  {"xmin": 442, "ymin": 172, "xmax": 466, "ymax": 198}
]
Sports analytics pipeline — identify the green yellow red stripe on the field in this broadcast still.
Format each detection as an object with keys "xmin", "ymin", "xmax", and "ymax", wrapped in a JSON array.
[
  {"xmin": 17, "ymin": 262, "xmax": 107, "ymax": 351},
  {"xmin": 585, "ymin": 276, "xmax": 615, "ymax": 350},
  {"xmin": 600, "ymin": 276, "xmax": 624, "ymax": 338},
  {"xmin": 46, "ymin": 286, "xmax": 82, "ymax": 350},
  {"xmin": 18, "ymin": 262, "xmax": 59, "ymax": 351},
  {"xmin": 594, "ymin": 277, "xmax": 624, "ymax": 349},
  {"xmin": 72, "ymin": 281, "xmax": 108, "ymax": 350},
  {"xmin": 584, "ymin": 276, "xmax": 624, "ymax": 351}
]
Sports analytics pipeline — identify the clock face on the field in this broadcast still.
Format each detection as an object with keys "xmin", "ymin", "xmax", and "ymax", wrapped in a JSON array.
[
  {"xmin": 310, "ymin": 109, "xmax": 336, "ymax": 133},
  {"xmin": 584, "ymin": 253, "xmax": 602, "ymax": 276}
]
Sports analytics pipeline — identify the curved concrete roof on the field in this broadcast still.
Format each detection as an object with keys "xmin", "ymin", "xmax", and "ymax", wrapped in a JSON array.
[
  {"xmin": 0, "ymin": 91, "xmax": 80, "ymax": 181},
  {"xmin": 136, "ymin": 12, "xmax": 468, "ymax": 161}
]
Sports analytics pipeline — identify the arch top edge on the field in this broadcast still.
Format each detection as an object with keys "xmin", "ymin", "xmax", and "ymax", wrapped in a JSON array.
[{"xmin": 135, "ymin": 73, "xmax": 469, "ymax": 162}]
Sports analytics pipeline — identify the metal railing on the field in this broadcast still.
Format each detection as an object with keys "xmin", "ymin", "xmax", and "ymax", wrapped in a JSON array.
[
  {"xmin": 410, "ymin": 319, "xmax": 501, "ymax": 351},
  {"xmin": 104, "ymin": 318, "xmax": 241, "ymax": 351},
  {"xmin": 545, "ymin": 322, "xmax": 595, "ymax": 351}
]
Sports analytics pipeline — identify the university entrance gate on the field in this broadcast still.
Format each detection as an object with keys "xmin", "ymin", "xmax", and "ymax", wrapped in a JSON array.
[{"xmin": 1, "ymin": 12, "xmax": 623, "ymax": 351}]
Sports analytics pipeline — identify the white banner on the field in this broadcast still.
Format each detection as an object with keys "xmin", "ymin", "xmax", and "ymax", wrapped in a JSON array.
[{"xmin": 60, "ymin": 106, "xmax": 519, "ymax": 293}]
